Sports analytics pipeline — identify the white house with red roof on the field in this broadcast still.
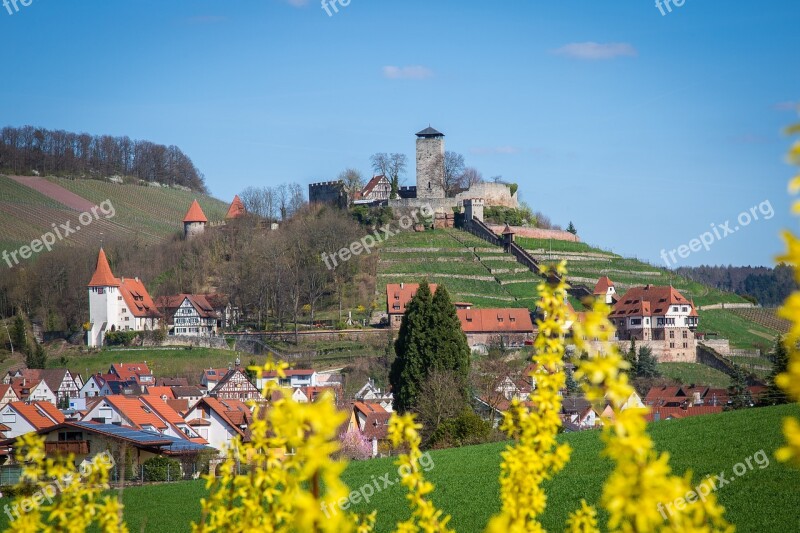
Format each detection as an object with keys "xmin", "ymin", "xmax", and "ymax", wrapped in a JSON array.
[
  {"xmin": 0, "ymin": 401, "xmax": 65, "ymax": 439},
  {"xmin": 155, "ymin": 294, "xmax": 226, "ymax": 337},
  {"xmin": 87, "ymin": 248, "xmax": 162, "ymax": 347},
  {"xmin": 184, "ymin": 397, "xmax": 252, "ymax": 451},
  {"xmin": 593, "ymin": 276, "xmax": 618, "ymax": 305},
  {"xmin": 357, "ymin": 175, "xmax": 391, "ymax": 203},
  {"xmin": 457, "ymin": 308, "xmax": 535, "ymax": 350},
  {"xmin": 609, "ymin": 285, "xmax": 699, "ymax": 362}
]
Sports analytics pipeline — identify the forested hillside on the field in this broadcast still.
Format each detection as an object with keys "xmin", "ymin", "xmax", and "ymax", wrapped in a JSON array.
[
  {"xmin": 0, "ymin": 125, "xmax": 206, "ymax": 192},
  {"xmin": 677, "ymin": 264, "xmax": 796, "ymax": 306}
]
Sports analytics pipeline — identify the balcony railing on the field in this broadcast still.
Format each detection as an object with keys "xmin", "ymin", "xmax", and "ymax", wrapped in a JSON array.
[{"xmin": 45, "ymin": 441, "xmax": 89, "ymax": 455}]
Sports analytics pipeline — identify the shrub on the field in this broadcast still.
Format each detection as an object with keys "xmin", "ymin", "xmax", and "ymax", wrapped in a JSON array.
[
  {"xmin": 428, "ymin": 410, "xmax": 491, "ymax": 449},
  {"xmin": 104, "ymin": 330, "xmax": 139, "ymax": 346},
  {"xmin": 142, "ymin": 456, "xmax": 181, "ymax": 482}
]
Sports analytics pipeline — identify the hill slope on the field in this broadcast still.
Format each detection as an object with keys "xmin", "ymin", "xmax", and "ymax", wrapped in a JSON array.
[{"xmin": 0, "ymin": 175, "xmax": 228, "ymax": 251}]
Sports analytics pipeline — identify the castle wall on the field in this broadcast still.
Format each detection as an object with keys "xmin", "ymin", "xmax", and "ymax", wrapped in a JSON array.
[
  {"xmin": 455, "ymin": 183, "xmax": 518, "ymax": 208},
  {"xmin": 309, "ymin": 181, "xmax": 347, "ymax": 208}
]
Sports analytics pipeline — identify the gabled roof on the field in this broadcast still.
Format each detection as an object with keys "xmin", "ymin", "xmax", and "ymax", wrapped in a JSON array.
[
  {"xmin": 0, "ymin": 384, "xmax": 18, "ymax": 401},
  {"xmin": 209, "ymin": 369, "xmax": 259, "ymax": 397},
  {"xmin": 386, "ymin": 283, "xmax": 439, "ymax": 316},
  {"xmin": 172, "ymin": 386, "xmax": 203, "ymax": 398},
  {"xmin": 457, "ymin": 308, "xmax": 535, "ymax": 334},
  {"xmin": 593, "ymin": 276, "xmax": 615, "ymax": 295},
  {"xmin": 145, "ymin": 387, "xmax": 175, "ymax": 399},
  {"xmin": 102, "ymin": 396, "xmax": 167, "ymax": 430},
  {"xmin": 10, "ymin": 378, "xmax": 52, "ymax": 401},
  {"xmin": 361, "ymin": 175, "xmax": 389, "ymax": 196},
  {"xmin": 88, "ymin": 248, "xmax": 121, "ymax": 288},
  {"xmin": 110, "ymin": 363, "xmax": 152, "ymax": 383},
  {"xmin": 155, "ymin": 377, "xmax": 189, "ymax": 387},
  {"xmin": 610, "ymin": 285, "xmax": 697, "ymax": 319},
  {"xmin": 119, "ymin": 278, "xmax": 162, "ymax": 319},
  {"xmin": 44, "ymin": 422, "xmax": 212, "ymax": 455},
  {"xmin": 416, "ymin": 126, "xmax": 444, "ymax": 137},
  {"xmin": 155, "ymin": 294, "xmax": 218, "ymax": 319},
  {"xmin": 8, "ymin": 401, "xmax": 65, "ymax": 430},
  {"xmin": 353, "ymin": 402, "xmax": 391, "ymax": 440},
  {"xmin": 183, "ymin": 199, "xmax": 208, "ymax": 223},
  {"xmin": 195, "ymin": 397, "xmax": 252, "ymax": 437},
  {"xmin": 225, "ymin": 195, "xmax": 246, "ymax": 219}
]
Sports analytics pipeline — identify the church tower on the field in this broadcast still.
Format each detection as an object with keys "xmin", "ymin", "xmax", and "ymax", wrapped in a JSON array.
[
  {"xmin": 87, "ymin": 248, "xmax": 121, "ymax": 348},
  {"xmin": 416, "ymin": 126, "xmax": 446, "ymax": 199}
]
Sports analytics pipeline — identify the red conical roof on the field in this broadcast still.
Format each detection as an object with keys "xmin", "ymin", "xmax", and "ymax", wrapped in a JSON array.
[
  {"xmin": 183, "ymin": 200, "xmax": 208, "ymax": 223},
  {"xmin": 88, "ymin": 248, "xmax": 120, "ymax": 287},
  {"xmin": 225, "ymin": 195, "xmax": 246, "ymax": 219}
]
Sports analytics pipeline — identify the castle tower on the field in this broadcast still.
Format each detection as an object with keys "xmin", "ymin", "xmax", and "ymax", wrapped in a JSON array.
[
  {"xmin": 463, "ymin": 198, "xmax": 484, "ymax": 223},
  {"xmin": 183, "ymin": 199, "xmax": 208, "ymax": 239},
  {"xmin": 225, "ymin": 195, "xmax": 246, "ymax": 220},
  {"xmin": 416, "ymin": 126, "xmax": 445, "ymax": 199},
  {"xmin": 87, "ymin": 248, "xmax": 121, "ymax": 348}
]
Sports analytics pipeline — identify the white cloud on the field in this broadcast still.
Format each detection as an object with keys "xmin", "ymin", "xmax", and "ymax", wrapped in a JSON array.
[
  {"xmin": 469, "ymin": 146, "xmax": 521, "ymax": 156},
  {"xmin": 774, "ymin": 101, "xmax": 799, "ymax": 112},
  {"xmin": 552, "ymin": 42, "xmax": 637, "ymax": 60},
  {"xmin": 284, "ymin": 0, "xmax": 308, "ymax": 6},
  {"xmin": 382, "ymin": 66, "xmax": 434, "ymax": 80}
]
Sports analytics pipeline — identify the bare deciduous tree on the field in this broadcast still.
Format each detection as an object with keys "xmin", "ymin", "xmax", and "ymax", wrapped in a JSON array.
[{"xmin": 370, "ymin": 153, "xmax": 407, "ymax": 198}]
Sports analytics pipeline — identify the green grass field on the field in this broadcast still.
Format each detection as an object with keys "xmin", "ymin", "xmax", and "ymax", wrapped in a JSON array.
[
  {"xmin": 698, "ymin": 309, "xmax": 779, "ymax": 351},
  {"xmin": 50, "ymin": 347, "xmax": 237, "ymax": 384},
  {"xmin": 2, "ymin": 405, "xmax": 795, "ymax": 531},
  {"xmin": 658, "ymin": 362, "xmax": 734, "ymax": 388}
]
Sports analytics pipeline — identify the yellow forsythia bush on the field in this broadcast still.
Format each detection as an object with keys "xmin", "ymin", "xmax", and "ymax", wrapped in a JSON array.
[{"xmin": 776, "ymin": 120, "xmax": 800, "ymax": 466}]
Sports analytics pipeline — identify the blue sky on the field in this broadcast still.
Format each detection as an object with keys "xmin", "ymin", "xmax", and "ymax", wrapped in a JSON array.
[{"xmin": 1, "ymin": 0, "xmax": 798, "ymax": 268}]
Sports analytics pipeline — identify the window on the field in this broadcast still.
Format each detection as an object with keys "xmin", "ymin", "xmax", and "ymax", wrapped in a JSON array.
[
  {"xmin": 682, "ymin": 307, "xmax": 688, "ymax": 312},
  {"xmin": 683, "ymin": 342, "xmax": 688, "ymax": 348},
  {"xmin": 669, "ymin": 331, "xmax": 675, "ymax": 339},
  {"xmin": 669, "ymin": 342, "xmax": 675, "ymax": 348},
  {"xmin": 683, "ymin": 331, "xmax": 688, "ymax": 339},
  {"xmin": 630, "ymin": 318, "xmax": 642, "ymax": 326}
]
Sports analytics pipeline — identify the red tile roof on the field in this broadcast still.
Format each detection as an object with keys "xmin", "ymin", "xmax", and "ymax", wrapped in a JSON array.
[
  {"xmin": 225, "ymin": 195, "xmax": 246, "ymax": 219},
  {"xmin": 145, "ymin": 387, "xmax": 175, "ymax": 399},
  {"xmin": 103, "ymin": 396, "xmax": 167, "ymax": 430},
  {"xmin": 183, "ymin": 200, "xmax": 208, "ymax": 223},
  {"xmin": 457, "ymin": 308, "xmax": 534, "ymax": 334},
  {"xmin": 110, "ymin": 363, "xmax": 152, "ymax": 383},
  {"xmin": 361, "ymin": 175, "xmax": 389, "ymax": 196},
  {"xmin": 610, "ymin": 285, "xmax": 697, "ymax": 319},
  {"xmin": 119, "ymin": 278, "xmax": 161, "ymax": 319},
  {"xmin": 87, "ymin": 248, "xmax": 121, "ymax": 287},
  {"xmin": 593, "ymin": 276, "xmax": 614, "ymax": 295},
  {"xmin": 10, "ymin": 401, "xmax": 65, "ymax": 430},
  {"xmin": 646, "ymin": 406, "xmax": 723, "ymax": 422},
  {"xmin": 200, "ymin": 398, "xmax": 252, "ymax": 437},
  {"xmin": 386, "ymin": 283, "xmax": 438, "ymax": 316}
]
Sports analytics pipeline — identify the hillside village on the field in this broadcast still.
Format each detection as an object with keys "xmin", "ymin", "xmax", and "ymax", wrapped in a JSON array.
[{"xmin": 0, "ymin": 125, "xmax": 785, "ymax": 482}]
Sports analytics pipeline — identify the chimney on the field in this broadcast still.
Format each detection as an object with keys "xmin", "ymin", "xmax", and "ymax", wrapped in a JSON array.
[{"xmin": 400, "ymin": 283, "xmax": 404, "ymax": 289}]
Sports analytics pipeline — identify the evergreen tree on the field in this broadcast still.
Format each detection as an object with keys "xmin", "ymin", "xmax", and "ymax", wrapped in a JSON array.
[
  {"xmin": 10, "ymin": 311, "xmax": 27, "ymax": 355},
  {"xmin": 428, "ymin": 285, "xmax": 471, "ymax": 404},
  {"xmin": 390, "ymin": 281, "xmax": 434, "ymax": 413},
  {"xmin": 728, "ymin": 364, "xmax": 753, "ymax": 410},
  {"xmin": 565, "ymin": 366, "xmax": 579, "ymax": 395},
  {"xmin": 389, "ymin": 282, "xmax": 471, "ymax": 413},
  {"xmin": 624, "ymin": 339, "xmax": 638, "ymax": 376},
  {"xmin": 25, "ymin": 340, "xmax": 47, "ymax": 369},
  {"xmin": 567, "ymin": 221, "xmax": 578, "ymax": 235},
  {"xmin": 766, "ymin": 336, "xmax": 789, "ymax": 405},
  {"xmin": 636, "ymin": 346, "xmax": 660, "ymax": 378}
]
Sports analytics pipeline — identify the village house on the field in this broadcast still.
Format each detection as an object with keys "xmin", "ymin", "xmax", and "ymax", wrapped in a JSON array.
[
  {"xmin": 201, "ymin": 368, "xmax": 228, "ymax": 390},
  {"xmin": 0, "ymin": 401, "xmax": 65, "ymax": 439},
  {"xmin": 156, "ymin": 294, "xmax": 236, "ymax": 336},
  {"xmin": 354, "ymin": 379, "xmax": 394, "ymax": 412},
  {"xmin": 207, "ymin": 368, "xmax": 261, "ymax": 402},
  {"xmin": 170, "ymin": 386, "xmax": 205, "ymax": 409},
  {"xmin": 6, "ymin": 369, "xmax": 81, "ymax": 403},
  {"xmin": 593, "ymin": 276, "xmax": 618, "ymax": 305},
  {"xmin": 385, "ymin": 283, "xmax": 438, "ymax": 328},
  {"xmin": 609, "ymin": 284, "xmax": 699, "ymax": 362},
  {"xmin": 79, "ymin": 374, "xmax": 115, "ymax": 398},
  {"xmin": 87, "ymin": 248, "xmax": 162, "ymax": 347},
  {"xmin": 356, "ymin": 175, "xmax": 391, "ymax": 204},
  {"xmin": 457, "ymin": 308, "xmax": 535, "ymax": 351},
  {"xmin": 8, "ymin": 422, "xmax": 211, "ymax": 474},
  {"xmin": 11, "ymin": 378, "xmax": 56, "ymax": 404},
  {"xmin": 0, "ymin": 384, "xmax": 20, "ymax": 410},
  {"xmin": 257, "ymin": 368, "xmax": 318, "ymax": 390},
  {"xmin": 351, "ymin": 402, "xmax": 391, "ymax": 457},
  {"xmin": 184, "ymin": 397, "xmax": 253, "ymax": 451},
  {"xmin": 561, "ymin": 397, "xmax": 601, "ymax": 431},
  {"xmin": 109, "ymin": 362, "xmax": 155, "ymax": 387}
]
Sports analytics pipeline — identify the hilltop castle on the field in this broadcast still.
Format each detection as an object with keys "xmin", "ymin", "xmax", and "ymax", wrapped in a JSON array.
[{"xmin": 310, "ymin": 126, "xmax": 519, "ymax": 215}]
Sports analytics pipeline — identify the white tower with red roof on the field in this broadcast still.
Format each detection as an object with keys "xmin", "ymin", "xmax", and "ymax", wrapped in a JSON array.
[{"xmin": 183, "ymin": 199, "xmax": 208, "ymax": 239}]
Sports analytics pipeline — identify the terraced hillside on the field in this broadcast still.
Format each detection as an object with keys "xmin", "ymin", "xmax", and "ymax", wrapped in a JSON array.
[
  {"xmin": 377, "ymin": 229, "xmax": 544, "ymax": 310},
  {"xmin": 0, "ymin": 175, "xmax": 229, "ymax": 252}
]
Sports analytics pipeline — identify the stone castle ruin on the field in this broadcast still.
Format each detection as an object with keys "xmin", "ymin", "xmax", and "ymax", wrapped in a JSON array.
[{"xmin": 309, "ymin": 126, "xmax": 519, "ymax": 220}]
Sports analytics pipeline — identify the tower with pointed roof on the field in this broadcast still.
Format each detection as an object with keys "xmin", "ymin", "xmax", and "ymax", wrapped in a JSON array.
[
  {"xmin": 87, "ymin": 248, "xmax": 161, "ymax": 347},
  {"xmin": 183, "ymin": 199, "xmax": 208, "ymax": 239},
  {"xmin": 416, "ymin": 126, "xmax": 446, "ymax": 199},
  {"xmin": 225, "ymin": 195, "xmax": 246, "ymax": 220}
]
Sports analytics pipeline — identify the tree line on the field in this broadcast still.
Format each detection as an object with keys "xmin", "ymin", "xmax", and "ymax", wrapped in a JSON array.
[
  {"xmin": 0, "ymin": 125, "xmax": 207, "ymax": 192},
  {"xmin": 676, "ymin": 264, "xmax": 797, "ymax": 306}
]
